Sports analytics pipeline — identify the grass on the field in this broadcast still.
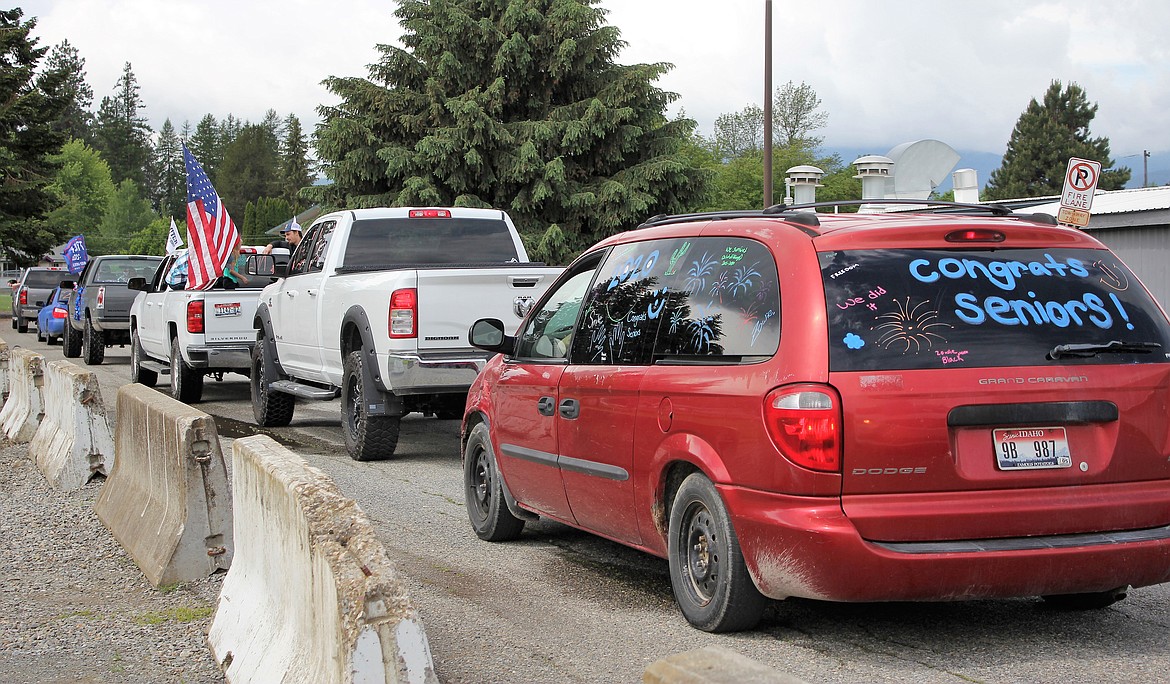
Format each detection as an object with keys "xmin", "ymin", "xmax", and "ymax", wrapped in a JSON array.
[
  {"xmin": 0, "ymin": 292, "xmax": 10, "ymax": 314},
  {"xmin": 134, "ymin": 605, "xmax": 214, "ymax": 625}
]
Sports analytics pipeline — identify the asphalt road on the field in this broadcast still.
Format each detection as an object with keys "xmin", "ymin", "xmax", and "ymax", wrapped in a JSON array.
[{"xmin": 11, "ymin": 330, "xmax": 1170, "ymax": 684}]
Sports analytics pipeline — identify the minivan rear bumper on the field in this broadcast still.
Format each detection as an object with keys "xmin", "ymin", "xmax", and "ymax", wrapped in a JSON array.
[{"xmin": 721, "ymin": 485, "xmax": 1170, "ymax": 602}]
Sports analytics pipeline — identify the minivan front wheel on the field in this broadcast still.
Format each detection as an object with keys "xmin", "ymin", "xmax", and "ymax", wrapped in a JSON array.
[
  {"xmin": 668, "ymin": 473, "xmax": 767, "ymax": 632},
  {"xmin": 463, "ymin": 422, "xmax": 525, "ymax": 541}
]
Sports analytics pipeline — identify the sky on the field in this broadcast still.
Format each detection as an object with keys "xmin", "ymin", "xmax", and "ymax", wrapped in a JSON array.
[{"xmin": 16, "ymin": 0, "xmax": 1170, "ymax": 174}]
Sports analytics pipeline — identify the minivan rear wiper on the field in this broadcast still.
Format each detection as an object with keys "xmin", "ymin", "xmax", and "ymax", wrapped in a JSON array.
[{"xmin": 1047, "ymin": 340, "xmax": 1163, "ymax": 360}]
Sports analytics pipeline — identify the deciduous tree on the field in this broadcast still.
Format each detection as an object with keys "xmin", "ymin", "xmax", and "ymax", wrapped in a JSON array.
[
  {"xmin": 313, "ymin": 0, "xmax": 706, "ymax": 260},
  {"xmin": 46, "ymin": 139, "xmax": 115, "ymax": 238},
  {"xmin": 985, "ymin": 80, "xmax": 1130, "ymax": 200}
]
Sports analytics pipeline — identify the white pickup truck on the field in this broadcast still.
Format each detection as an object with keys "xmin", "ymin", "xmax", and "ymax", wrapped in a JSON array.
[
  {"xmin": 127, "ymin": 249, "xmax": 276, "ymax": 403},
  {"xmin": 251, "ymin": 207, "xmax": 561, "ymax": 460}
]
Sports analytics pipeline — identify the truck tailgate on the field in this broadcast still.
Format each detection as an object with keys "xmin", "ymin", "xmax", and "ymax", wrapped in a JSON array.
[
  {"xmin": 202, "ymin": 291, "xmax": 259, "ymax": 344},
  {"xmin": 415, "ymin": 266, "xmax": 562, "ymax": 350}
]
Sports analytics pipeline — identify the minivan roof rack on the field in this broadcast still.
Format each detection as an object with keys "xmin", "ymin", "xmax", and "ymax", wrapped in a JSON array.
[
  {"xmin": 637, "ymin": 209, "xmax": 821, "ymax": 230},
  {"xmin": 763, "ymin": 198, "xmax": 1015, "ymax": 216}
]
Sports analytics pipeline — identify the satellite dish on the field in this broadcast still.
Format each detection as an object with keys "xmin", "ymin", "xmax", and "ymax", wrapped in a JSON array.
[{"xmin": 884, "ymin": 140, "xmax": 961, "ymax": 200}]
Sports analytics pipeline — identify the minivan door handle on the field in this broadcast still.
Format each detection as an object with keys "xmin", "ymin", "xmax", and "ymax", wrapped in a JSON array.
[
  {"xmin": 558, "ymin": 398, "xmax": 580, "ymax": 420},
  {"xmin": 537, "ymin": 396, "xmax": 556, "ymax": 417}
]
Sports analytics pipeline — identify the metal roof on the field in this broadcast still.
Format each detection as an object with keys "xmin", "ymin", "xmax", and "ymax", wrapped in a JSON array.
[{"xmin": 1008, "ymin": 186, "xmax": 1170, "ymax": 216}]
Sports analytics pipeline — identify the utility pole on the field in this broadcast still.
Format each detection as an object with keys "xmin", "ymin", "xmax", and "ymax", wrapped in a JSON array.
[
  {"xmin": 1144, "ymin": 150, "xmax": 1150, "ymax": 187},
  {"xmin": 763, "ymin": 0, "xmax": 773, "ymax": 207}
]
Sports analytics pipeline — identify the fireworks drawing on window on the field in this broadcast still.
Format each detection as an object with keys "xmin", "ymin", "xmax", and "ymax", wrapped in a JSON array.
[
  {"xmin": 729, "ymin": 262, "xmax": 761, "ymax": 297},
  {"xmin": 684, "ymin": 252, "xmax": 719, "ymax": 294},
  {"xmin": 874, "ymin": 298, "xmax": 951, "ymax": 352}
]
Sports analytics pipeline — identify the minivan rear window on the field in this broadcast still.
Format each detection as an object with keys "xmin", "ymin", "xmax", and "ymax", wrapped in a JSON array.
[{"xmin": 821, "ymin": 247, "xmax": 1170, "ymax": 371}]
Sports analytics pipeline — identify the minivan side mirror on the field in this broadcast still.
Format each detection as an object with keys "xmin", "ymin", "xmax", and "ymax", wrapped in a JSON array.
[
  {"xmin": 469, "ymin": 318, "xmax": 514, "ymax": 354},
  {"xmin": 126, "ymin": 277, "xmax": 149, "ymax": 292}
]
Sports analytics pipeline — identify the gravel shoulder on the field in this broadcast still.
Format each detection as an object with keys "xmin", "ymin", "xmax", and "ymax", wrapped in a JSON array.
[{"xmin": 0, "ymin": 440, "xmax": 224, "ymax": 684}]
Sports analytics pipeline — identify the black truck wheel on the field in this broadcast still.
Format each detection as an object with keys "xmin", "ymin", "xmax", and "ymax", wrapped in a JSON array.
[
  {"xmin": 170, "ymin": 337, "xmax": 203, "ymax": 403},
  {"xmin": 62, "ymin": 318, "xmax": 81, "ymax": 358},
  {"xmin": 341, "ymin": 350, "xmax": 400, "ymax": 461},
  {"xmin": 251, "ymin": 333, "xmax": 294, "ymax": 427},
  {"xmin": 130, "ymin": 328, "xmax": 157, "ymax": 386},
  {"xmin": 81, "ymin": 316, "xmax": 104, "ymax": 365}
]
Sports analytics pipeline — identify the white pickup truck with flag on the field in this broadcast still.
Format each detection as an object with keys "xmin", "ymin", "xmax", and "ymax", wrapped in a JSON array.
[{"xmin": 127, "ymin": 248, "xmax": 276, "ymax": 403}]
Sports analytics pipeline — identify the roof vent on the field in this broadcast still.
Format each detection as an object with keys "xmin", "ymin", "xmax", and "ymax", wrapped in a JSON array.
[{"xmin": 785, "ymin": 165, "xmax": 824, "ymax": 210}]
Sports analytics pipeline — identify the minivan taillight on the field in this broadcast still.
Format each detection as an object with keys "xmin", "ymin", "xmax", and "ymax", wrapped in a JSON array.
[
  {"xmin": 389, "ymin": 288, "xmax": 417, "ymax": 338},
  {"xmin": 764, "ymin": 385, "xmax": 841, "ymax": 472},
  {"xmin": 187, "ymin": 300, "xmax": 204, "ymax": 334}
]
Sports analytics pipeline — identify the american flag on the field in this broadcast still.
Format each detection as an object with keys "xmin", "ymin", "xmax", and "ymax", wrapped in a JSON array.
[{"xmin": 183, "ymin": 144, "xmax": 239, "ymax": 291}]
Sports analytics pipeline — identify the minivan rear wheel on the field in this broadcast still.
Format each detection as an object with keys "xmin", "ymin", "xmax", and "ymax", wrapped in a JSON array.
[{"xmin": 668, "ymin": 473, "xmax": 767, "ymax": 632}]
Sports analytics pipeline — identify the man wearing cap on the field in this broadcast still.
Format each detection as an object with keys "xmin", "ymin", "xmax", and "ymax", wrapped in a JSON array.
[{"xmin": 263, "ymin": 222, "xmax": 303, "ymax": 254}]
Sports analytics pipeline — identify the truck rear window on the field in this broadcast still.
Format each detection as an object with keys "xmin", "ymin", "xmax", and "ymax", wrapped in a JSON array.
[
  {"xmin": 22, "ymin": 270, "xmax": 71, "ymax": 288},
  {"xmin": 342, "ymin": 217, "xmax": 521, "ymax": 267},
  {"xmin": 821, "ymin": 247, "xmax": 1170, "ymax": 371}
]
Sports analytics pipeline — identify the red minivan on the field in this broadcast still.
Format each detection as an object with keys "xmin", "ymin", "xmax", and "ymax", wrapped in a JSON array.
[{"xmin": 462, "ymin": 202, "xmax": 1170, "ymax": 632}]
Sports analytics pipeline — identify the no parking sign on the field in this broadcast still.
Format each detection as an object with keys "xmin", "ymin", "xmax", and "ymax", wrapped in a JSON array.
[{"xmin": 1057, "ymin": 157, "xmax": 1101, "ymax": 227}]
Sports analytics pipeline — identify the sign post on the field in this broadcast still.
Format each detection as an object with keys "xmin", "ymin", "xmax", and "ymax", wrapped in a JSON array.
[{"xmin": 1057, "ymin": 157, "xmax": 1101, "ymax": 227}]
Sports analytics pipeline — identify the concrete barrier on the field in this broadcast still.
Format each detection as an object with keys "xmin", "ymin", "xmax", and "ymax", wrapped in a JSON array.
[
  {"xmin": 643, "ymin": 646, "xmax": 809, "ymax": 684},
  {"xmin": 0, "ymin": 347, "xmax": 44, "ymax": 443},
  {"xmin": 208, "ymin": 435, "xmax": 436, "ymax": 684},
  {"xmin": 29, "ymin": 359, "xmax": 115, "ymax": 491},
  {"xmin": 94, "ymin": 384, "xmax": 233, "ymax": 587},
  {"xmin": 0, "ymin": 336, "xmax": 10, "ymax": 403}
]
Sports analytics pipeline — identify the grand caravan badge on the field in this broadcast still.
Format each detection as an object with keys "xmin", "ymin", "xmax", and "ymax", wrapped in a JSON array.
[{"xmin": 213, "ymin": 302, "xmax": 242, "ymax": 317}]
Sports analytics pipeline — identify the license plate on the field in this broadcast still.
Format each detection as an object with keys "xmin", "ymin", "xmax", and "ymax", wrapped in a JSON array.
[
  {"xmin": 213, "ymin": 302, "xmax": 241, "ymax": 317},
  {"xmin": 993, "ymin": 427, "xmax": 1071, "ymax": 470}
]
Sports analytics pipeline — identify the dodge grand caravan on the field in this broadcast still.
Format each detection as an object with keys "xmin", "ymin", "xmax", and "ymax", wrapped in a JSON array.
[{"xmin": 462, "ymin": 202, "xmax": 1170, "ymax": 632}]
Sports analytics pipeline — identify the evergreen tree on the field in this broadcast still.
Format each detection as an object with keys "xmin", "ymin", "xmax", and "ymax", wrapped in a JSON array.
[
  {"xmin": 44, "ymin": 39, "xmax": 93, "ymax": 144},
  {"xmin": 280, "ymin": 114, "xmax": 313, "ymax": 210},
  {"xmin": 46, "ymin": 139, "xmax": 115, "ymax": 237},
  {"xmin": 93, "ymin": 62, "xmax": 153, "ymax": 189},
  {"xmin": 216, "ymin": 123, "xmax": 281, "ymax": 216},
  {"xmin": 260, "ymin": 108, "xmax": 283, "ymax": 140},
  {"xmin": 189, "ymin": 114, "xmax": 221, "ymax": 177},
  {"xmin": 985, "ymin": 80, "xmax": 1130, "ymax": 200},
  {"xmin": 0, "ymin": 9, "xmax": 71, "ymax": 266},
  {"xmin": 241, "ymin": 196, "xmax": 292, "ymax": 243},
  {"xmin": 153, "ymin": 119, "xmax": 186, "ymax": 219},
  {"xmin": 219, "ymin": 114, "xmax": 242, "ymax": 149},
  {"xmin": 312, "ymin": 0, "xmax": 706, "ymax": 259}
]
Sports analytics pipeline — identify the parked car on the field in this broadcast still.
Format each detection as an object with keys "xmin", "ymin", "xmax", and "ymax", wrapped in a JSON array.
[
  {"xmin": 35, "ymin": 286, "xmax": 68, "ymax": 345},
  {"xmin": 11, "ymin": 266, "xmax": 72, "ymax": 333},
  {"xmin": 462, "ymin": 200, "xmax": 1170, "ymax": 632}
]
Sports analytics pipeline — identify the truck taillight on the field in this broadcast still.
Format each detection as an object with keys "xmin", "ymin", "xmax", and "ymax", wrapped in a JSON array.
[
  {"xmin": 18, "ymin": 288, "xmax": 26, "ymax": 306},
  {"xmin": 408, "ymin": 209, "xmax": 451, "ymax": 219},
  {"xmin": 187, "ymin": 300, "xmax": 204, "ymax": 334},
  {"xmin": 96, "ymin": 286, "xmax": 105, "ymax": 309},
  {"xmin": 763, "ymin": 385, "xmax": 841, "ymax": 472},
  {"xmin": 389, "ymin": 288, "xmax": 417, "ymax": 338}
]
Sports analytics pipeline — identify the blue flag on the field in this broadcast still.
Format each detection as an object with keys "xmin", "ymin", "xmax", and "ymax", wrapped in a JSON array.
[{"xmin": 63, "ymin": 235, "xmax": 88, "ymax": 274}]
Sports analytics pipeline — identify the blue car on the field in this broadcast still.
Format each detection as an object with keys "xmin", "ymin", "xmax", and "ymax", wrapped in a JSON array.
[{"xmin": 36, "ymin": 286, "xmax": 68, "ymax": 345}]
